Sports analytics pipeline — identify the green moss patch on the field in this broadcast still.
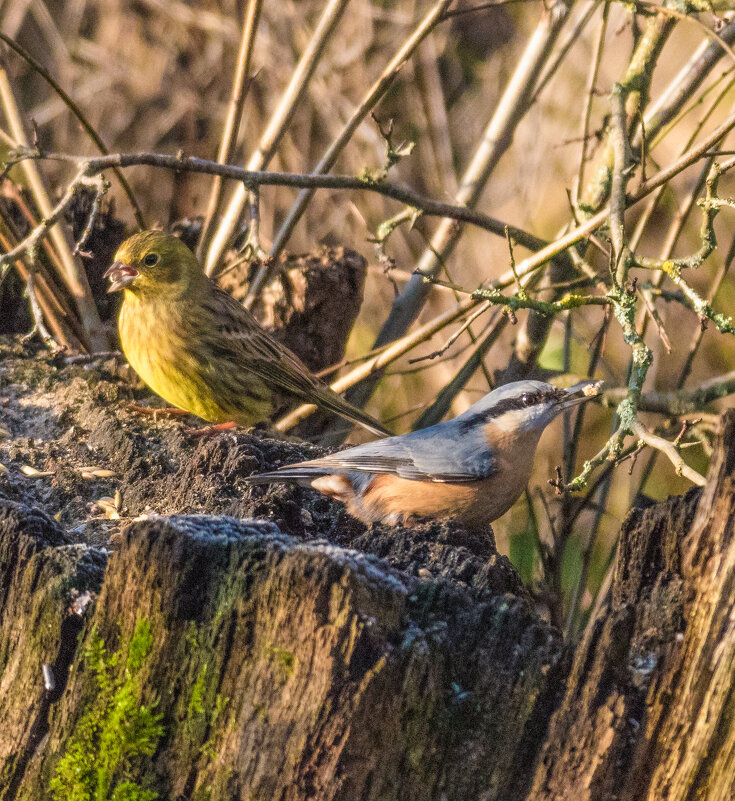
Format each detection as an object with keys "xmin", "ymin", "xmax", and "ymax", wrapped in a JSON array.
[{"xmin": 50, "ymin": 619, "xmax": 164, "ymax": 801}]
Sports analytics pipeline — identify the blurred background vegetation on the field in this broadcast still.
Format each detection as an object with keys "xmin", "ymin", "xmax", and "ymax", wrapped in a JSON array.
[{"xmin": 1, "ymin": 0, "xmax": 734, "ymax": 633}]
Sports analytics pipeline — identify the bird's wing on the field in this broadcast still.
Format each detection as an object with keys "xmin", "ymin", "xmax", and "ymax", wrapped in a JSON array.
[
  {"xmin": 206, "ymin": 288, "xmax": 320, "ymax": 395},
  {"xmin": 248, "ymin": 422, "xmax": 496, "ymax": 484},
  {"xmin": 202, "ymin": 287, "xmax": 390, "ymax": 436}
]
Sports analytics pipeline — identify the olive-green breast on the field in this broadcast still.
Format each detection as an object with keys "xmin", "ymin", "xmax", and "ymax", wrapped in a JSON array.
[{"xmin": 118, "ymin": 292, "xmax": 272, "ymax": 425}]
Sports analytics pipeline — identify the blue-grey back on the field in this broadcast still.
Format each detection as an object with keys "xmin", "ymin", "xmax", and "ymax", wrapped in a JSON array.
[{"xmin": 299, "ymin": 413, "xmax": 495, "ymax": 482}]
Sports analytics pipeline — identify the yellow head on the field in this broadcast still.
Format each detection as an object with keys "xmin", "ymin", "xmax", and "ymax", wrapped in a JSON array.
[{"xmin": 105, "ymin": 230, "xmax": 206, "ymax": 300}]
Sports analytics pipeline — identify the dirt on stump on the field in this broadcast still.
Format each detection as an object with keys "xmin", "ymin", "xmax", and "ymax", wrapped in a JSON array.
[{"xmin": 0, "ymin": 337, "xmax": 515, "ymax": 594}]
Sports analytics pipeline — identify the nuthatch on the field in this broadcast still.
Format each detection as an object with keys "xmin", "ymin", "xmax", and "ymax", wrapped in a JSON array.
[{"xmin": 245, "ymin": 379, "xmax": 603, "ymax": 531}]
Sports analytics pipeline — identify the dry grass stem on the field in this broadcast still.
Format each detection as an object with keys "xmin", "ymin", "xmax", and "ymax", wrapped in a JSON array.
[
  {"xmin": 0, "ymin": 71, "xmax": 107, "ymax": 350},
  {"xmin": 205, "ymin": 0, "xmax": 352, "ymax": 276},
  {"xmin": 197, "ymin": 0, "xmax": 263, "ymax": 260}
]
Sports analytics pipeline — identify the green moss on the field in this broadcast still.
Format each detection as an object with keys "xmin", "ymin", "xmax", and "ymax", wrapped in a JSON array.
[
  {"xmin": 183, "ymin": 662, "xmax": 229, "ymax": 764},
  {"xmin": 185, "ymin": 621, "xmax": 199, "ymax": 650},
  {"xmin": 189, "ymin": 666, "xmax": 207, "ymax": 717},
  {"xmin": 253, "ymin": 704, "xmax": 269, "ymax": 725},
  {"xmin": 184, "ymin": 664, "xmax": 208, "ymax": 745},
  {"xmin": 265, "ymin": 644, "xmax": 297, "ymax": 681},
  {"xmin": 1, "ymin": 754, "xmax": 17, "ymax": 791},
  {"xmin": 200, "ymin": 695, "xmax": 228, "ymax": 760},
  {"xmin": 49, "ymin": 619, "xmax": 164, "ymax": 801}
]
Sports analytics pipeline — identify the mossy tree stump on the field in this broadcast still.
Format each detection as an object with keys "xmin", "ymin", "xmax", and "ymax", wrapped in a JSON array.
[
  {"xmin": 9, "ymin": 517, "xmax": 558, "ymax": 801},
  {"xmin": 0, "ymin": 503, "xmax": 104, "ymax": 799},
  {"xmin": 2, "ymin": 414, "xmax": 735, "ymax": 800}
]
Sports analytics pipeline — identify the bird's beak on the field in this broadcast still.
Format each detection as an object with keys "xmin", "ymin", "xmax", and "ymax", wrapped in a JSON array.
[
  {"xmin": 558, "ymin": 380, "xmax": 604, "ymax": 410},
  {"xmin": 104, "ymin": 261, "xmax": 138, "ymax": 293}
]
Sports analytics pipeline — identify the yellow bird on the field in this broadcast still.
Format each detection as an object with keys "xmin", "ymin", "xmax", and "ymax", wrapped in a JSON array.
[{"xmin": 105, "ymin": 231, "xmax": 389, "ymax": 437}]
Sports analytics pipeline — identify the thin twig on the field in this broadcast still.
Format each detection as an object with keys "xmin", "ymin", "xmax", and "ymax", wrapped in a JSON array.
[
  {"xmin": 626, "ymin": 0, "xmax": 735, "ymax": 66},
  {"xmin": 345, "ymin": 0, "xmax": 573, "ymax": 410},
  {"xmin": 9, "ymin": 108, "xmax": 735, "ymax": 296},
  {"xmin": 411, "ymin": 312, "xmax": 506, "ymax": 430},
  {"xmin": 22, "ymin": 271, "xmax": 53, "ymax": 344},
  {"xmin": 630, "ymin": 420, "xmax": 706, "ymax": 486},
  {"xmin": 6, "ymin": 149, "xmax": 549, "ymax": 248},
  {"xmin": 677, "ymin": 233, "xmax": 735, "ymax": 387},
  {"xmin": 604, "ymin": 370, "xmax": 735, "ymax": 415},
  {"xmin": 576, "ymin": 2, "xmax": 609, "ymax": 201},
  {"xmin": 609, "ymin": 83, "xmax": 632, "ymax": 283},
  {"xmin": 0, "ymin": 32, "xmax": 145, "ymax": 229},
  {"xmin": 0, "ymin": 71, "xmax": 107, "ymax": 350},
  {"xmin": 205, "ymin": 0, "xmax": 352, "ymax": 276},
  {"xmin": 197, "ymin": 0, "xmax": 262, "ymax": 260},
  {"xmin": 530, "ymin": 0, "xmax": 601, "ymax": 105},
  {"xmin": 407, "ymin": 303, "xmax": 491, "ymax": 364},
  {"xmin": 275, "ymin": 297, "xmax": 485, "ymax": 432},
  {"xmin": 262, "ymin": 0, "xmax": 453, "ymax": 282},
  {"xmin": 73, "ymin": 176, "xmax": 109, "ymax": 257},
  {"xmin": 642, "ymin": 16, "xmax": 735, "ymax": 146}
]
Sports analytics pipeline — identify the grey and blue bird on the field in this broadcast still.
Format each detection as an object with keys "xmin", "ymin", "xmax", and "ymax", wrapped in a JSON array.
[{"xmin": 245, "ymin": 379, "xmax": 602, "ymax": 530}]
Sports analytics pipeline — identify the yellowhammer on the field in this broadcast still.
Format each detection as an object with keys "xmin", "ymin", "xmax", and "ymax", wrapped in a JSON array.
[{"xmin": 105, "ymin": 231, "xmax": 389, "ymax": 436}]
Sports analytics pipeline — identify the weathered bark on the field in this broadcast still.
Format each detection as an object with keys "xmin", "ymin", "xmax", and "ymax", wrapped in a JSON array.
[
  {"xmin": 220, "ymin": 246, "xmax": 368, "ymax": 374},
  {"xmin": 8, "ymin": 515, "xmax": 559, "ymax": 801},
  {"xmin": 0, "ymin": 503, "xmax": 105, "ymax": 799},
  {"xmin": 527, "ymin": 411, "xmax": 735, "ymax": 801}
]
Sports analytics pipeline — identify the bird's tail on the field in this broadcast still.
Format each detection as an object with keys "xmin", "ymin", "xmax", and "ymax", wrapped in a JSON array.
[
  {"xmin": 280, "ymin": 386, "xmax": 391, "ymax": 438},
  {"xmin": 244, "ymin": 465, "xmax": 322, "ymax": 485}
]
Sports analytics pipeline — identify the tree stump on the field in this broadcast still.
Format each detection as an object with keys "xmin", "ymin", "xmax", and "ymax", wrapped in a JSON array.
[{"xmin": 2, "ymin": 408, "xmax": 735, "ymax": 800}]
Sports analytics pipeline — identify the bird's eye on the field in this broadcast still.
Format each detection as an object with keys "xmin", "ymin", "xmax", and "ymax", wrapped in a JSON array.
[
  {"xmin": 143, "ymin": 253, "xmax": 159, "ymax": 267},
  {"xmin": 521, "ymin": 393, "xmax": 535, "ymax": 406}
]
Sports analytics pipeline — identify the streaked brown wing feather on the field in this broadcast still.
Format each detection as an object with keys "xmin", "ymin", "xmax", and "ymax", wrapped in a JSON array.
[
  {"xmin": 200, "ymin": 286, "xmax": 390, "ymax": 436},
  {"xmin": 208, "ymin": 287, "xmax": 321, "ymax": 397}
]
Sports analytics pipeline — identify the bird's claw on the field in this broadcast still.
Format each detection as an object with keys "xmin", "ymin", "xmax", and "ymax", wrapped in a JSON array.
[{"xmin": 183, "ymin": 421, "xmax": 238, "ymax": 438}]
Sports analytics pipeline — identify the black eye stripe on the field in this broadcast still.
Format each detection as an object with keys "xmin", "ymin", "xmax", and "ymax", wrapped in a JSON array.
[{"xmin": 459, "ymin": 388, "xmax": 563, "ymax": 431}]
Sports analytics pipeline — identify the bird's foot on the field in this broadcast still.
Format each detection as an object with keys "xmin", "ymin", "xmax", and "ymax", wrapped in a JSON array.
[{"xmin": 183, "ymin": 421, "xmax": 238, "ymax": 438}]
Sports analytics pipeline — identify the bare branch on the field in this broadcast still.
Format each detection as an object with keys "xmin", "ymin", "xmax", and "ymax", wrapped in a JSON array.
[
  {"xmin": 630, "ymin": 420, "xmax": 706, "ymax": 486},
  {"xmin": 604, "ymin": 371, "xmax": 735, "ymax": 415},
  {"xmin": 197, "ymin": 0, "xmax": 262, "ymax": 260},
  {"xmin": 204, "ymin": 0, "xmax": 353, "ymax": 276}
]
